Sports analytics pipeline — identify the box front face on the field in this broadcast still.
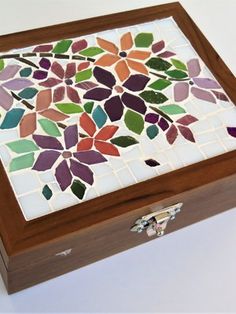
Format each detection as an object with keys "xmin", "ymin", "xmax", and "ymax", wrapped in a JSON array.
[{"xmin": 0, "ymin": 15, "xmax": 236, "ymax": 221}]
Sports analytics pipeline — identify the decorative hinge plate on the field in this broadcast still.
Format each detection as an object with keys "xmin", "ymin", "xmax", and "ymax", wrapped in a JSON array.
[{"xmin": 130, "ymin": 203, "xmax": 183, "ymax": 237}]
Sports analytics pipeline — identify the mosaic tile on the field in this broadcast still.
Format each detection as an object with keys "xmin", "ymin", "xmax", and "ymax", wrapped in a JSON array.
[{"xmin": 0, "ymin": 17, "xmax": 235, "ymax": 220}]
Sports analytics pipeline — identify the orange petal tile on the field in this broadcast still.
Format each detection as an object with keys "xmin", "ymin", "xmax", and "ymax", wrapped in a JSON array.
[
  {"xmin": 19, "ymin": 112, "xmax": 37, "ymax": 137},
  {"xmin": 77, "ymin": 138, "xmax": 93, "ymax": 151},
  {"xmin": 95, "ymin": 125, "xmax": 119, "ymax": 141},
  {"xmin": 126, "ymin": 59, "xmax": 149, "ymax": 75},
  {"xmin": 77, "ymin": 61, "xmax": 90, "ymax": 71},
  {"xmin": 95, "ymin": 140, "xmax": 120, "ymax": 156},
  {"xmin": 127, "ymin": 50, "xmax": 151, "ymax": 60},
  {"xmin": 120, "ymin": 32, "xmax": 133, "ymax": 50},
  {"xmin": 97, "ymin": 37, "xmax": 119, "ymax": 55},
  {"xmin": 80, "ymin": 112, "xmax": 96, "ymax": 137},
  {"xmin": 40, "ymin": 109, "xmax": 69, "ymax": 121},
  {"xmin": 115, "ymin": 60, "xmax": 130, "ymax": 82},
  {"xmin": 36, "ymin": 89, "xmax": 52, "ymax": 111},
  {"xmin": 95, "ymin": 54, "xmax": 120, "ymax": 66}
]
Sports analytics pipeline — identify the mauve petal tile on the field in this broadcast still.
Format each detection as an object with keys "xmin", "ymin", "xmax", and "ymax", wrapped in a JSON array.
[
  {"xmin": 191, "ymin": 87, "xmax": 216, "ymax": 103},
  {"xmin": 64, "ymin": 124, "xmax": 78, "ymax": 149},
  {"xmin": 174, "ymin": 82, "xmax": 189, "ymax": 102},
  {"xmin": 51, "ymin": 61, "xmax": 65, "ymax": 79},
  {"xmin": 193, "ymin": 77, "xmax": 221, "ymax": 89},
  {"xmin": 33, "ymin": 150, "xmax": 61, "ymax": 171},
  {"xmin": 70, "ymin": 158, "xmax": 94, "ymax": 185},
  {"xmin": 2, "ymin": 78, "xmax": 33, "ymax": 90},
  {"xmin": 33, "ymin": 134, "xmax": 64, "ymax": 150},
  {"xmin": 0, "ymin": 86, "xmax": 13, "ymax": 110},
  {"xmin": 55, "ymin": 160, "xmax": 72, "ymax": 191},
  {"xmin": 187, "ymin": 58, "xmax": 201, "ymax": 78},
  {"xmin": 0, "ymin": 65, "xmax": 21, "ymax": 81},
  {"xmin": 53, "ymin": 86, "xmax": 65, "ymax": 102},
  {"xmin": 65, "ymin": 63, "xmax": 76, "ymax": 79}
]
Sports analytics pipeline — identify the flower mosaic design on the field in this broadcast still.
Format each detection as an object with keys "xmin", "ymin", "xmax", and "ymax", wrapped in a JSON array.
[
  {"xmin": 0, "ymin": 29, "xmax": 235, "ymax": 204},
  {"xmin": 95, "ymin": 32, "xmax": 151, "ymax": 81}
]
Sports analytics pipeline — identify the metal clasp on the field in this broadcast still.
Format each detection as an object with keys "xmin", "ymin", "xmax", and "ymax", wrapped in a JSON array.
[{"xmin": 130, "ymin": 203, "xmax": 183, "ymax": 237}]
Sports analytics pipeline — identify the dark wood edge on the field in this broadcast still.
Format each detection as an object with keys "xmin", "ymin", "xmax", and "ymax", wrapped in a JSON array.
[{"xmin": 0, "ymin": 2, "xmax": 235, "ymax": 264}]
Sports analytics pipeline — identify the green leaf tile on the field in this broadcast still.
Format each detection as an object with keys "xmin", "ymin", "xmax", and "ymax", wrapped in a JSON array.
[
  {"xmin": 84, "ymin": 101, "xmax": 94, "ymax": 114},
  {"xmin": 159, "ymin": 104, "xmax": 186, "ymax": 115},
  {"xmin": 71, "ymin": 179, "xmax": 86, "ymax": 199},
  {"xmin": 148, "ymin": 79, "xmax": 172, "ymax": 90},
  {"xmin": 75, "ymin": 69, "xmax": 92, "ymax": 83},
  {"xmin": 79, "ymin": 47, "xmax": 104, "ymax": 57},
  {"xmin": 146, "ymin": 58, "xmax": 172, "ymax": 71},
  {"xmin": 7, "ymin": 139, "xmax": 39, "ymax": 153},
  {"xmin": 165, "ymin": 69, "xmax": 188, "ymax": 79},
  {"xmin": 0, "ymin": 108, "xmax": 24, "ymax": 129},
  {"xmin": 124, "ymin": 110, "xmax": 144, "ymax": 135},
  {"xmin": 9, "ymin": 153, "xmax": 35, "ymax": 172},
  {"xmin": 55, "ymin": 103, "xmax": 83, "ymax": 114},
  {"xmin": 38, "ymin": 119, "xmax": 61, "ymax": 137},
  {"xmin": 134, "ymin": 33, "xmax": 154, "ymax": 47},
  {"xmin": 0, "ymin": 59, "xmax": 4, "ymax": 71},
  {"xmin": 171, "ymin": 58, "xmax": 187, "ymax": 71},
  {"xmin": 110, "ymin": 136, "xmax": 139, "ymax": 147},
  {"xmin": 52, "ymin": 39, "xmax": 72, "ymax": 54},
  {"xmin": 139, "ymin": 90, "xmax": 168, "ymax": 104}
]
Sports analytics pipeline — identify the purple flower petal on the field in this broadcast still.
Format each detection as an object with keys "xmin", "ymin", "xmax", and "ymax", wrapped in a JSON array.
[
  {"xmin": 0, "ymin": 86, "xmax": 13, "ymax": 110},
  {"xmin": 176, "ymin": 115, "xmax": 198, "ymax": 126},
  {"xmin": 211, "ymin": 90, "xmax": 229, "ymax": 102},
  {"xmin": 158, "ymin": 118, "xmax": 169, "ymax": 131},
  {"xmin": 93, "ymin": 66, "xmax": 116, "ymax": 88},
  {"xmin": 191, "ymin": 87, "xmax": 216, "ymax": 103},
  {"xmin": 145, "ymin": 113, "xmax": 159, "ymax": 123},
  {"xmin": 104, "ymin": 96, "xmax": 124, "ymax": 121},
  {"xmin": 166, "ymin": 124, "xmax": 178, "ymax": 144},
  {"xmin": 75, "ymin": 81, "xmax": 98, "ymax": 90},
  {"xmin": 73, "ymin": 150, "xmax": 107, "ymax": 165},
  {"xmin": 0, "ymin": 65, "xmax": 21, "ymax": 80},
  {"xmin": 152, "ymin": 40, "xmax": 165, "ymax": 53},
  {"xmin": 2, "ymin": 78, "xmax": 33, "ymax": 90},
  {"xmin": 227, "ymin": 127, "xmax": 236, "ymax": 138},
  {"xmin": 174, "ymin": 82, "xmax": 189, "ymax": 102},
  {"xmin": 178, "ymin": 125, "xmax": 195, "ymax": 142},
  {"xmin": 187, "ymin": 59, "xmax": 201, "ymax": 78},
  {"xmin": 157, "ymin": 51, "xmax": 176, "ymax": 58},
  {"xmin": 121, "ymin": 92, "xmax": 146, "ymax": 114},
  {"xmin": 33, "ymin": 70, "xmax": 48, "ymax": 80},
  {"xmin": 55, "ymin": 160, "xmax": 72, "ymax": 191},
  {"xmin": 39, "ymin": 78, "xmax": 62, "ymax": 87},
  {"xmin": 70, "ymin": 159, "xmax": 94, "ymax": 185},
  {"xmin": 33, "ymin": 134, "xmax": 64, "ymax": 149},
  {"xmin": 83, "ymin": 87, "xmax": 112, "ymax": 101},
  {"xmin": 193, "ymin": 77, "xmax": 221, "ymax": 89},
  {"xmin": 39, "ymin": 58, "xmax": 51, "ymax": 70},
  {"xmin": 33, "ymin": 150, "xmax": 60, "ymax": 171},
  {"xmin": 123, "ymin": 74, "xmax": 150, "ymax": 91},
  {"xmin": 64, "ymin": 124, "xmax": 78, "ymax": 149}
]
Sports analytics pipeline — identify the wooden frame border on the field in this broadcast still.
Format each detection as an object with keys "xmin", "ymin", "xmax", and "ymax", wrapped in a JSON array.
[{"xmin": 0, "ymin": 2, "xmax": 235, "ymax": 270}]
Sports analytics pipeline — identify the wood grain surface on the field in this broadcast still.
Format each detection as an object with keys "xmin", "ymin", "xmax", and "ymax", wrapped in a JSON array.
[{"xmin": 0, "ymin": 2, "xmax": 235, "ymax": 293}]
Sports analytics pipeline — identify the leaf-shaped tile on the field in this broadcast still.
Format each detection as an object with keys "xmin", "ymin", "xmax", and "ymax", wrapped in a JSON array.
[
  {"xmin": 145, "ymin": 58, "xmax": 172, "ymax": 71},
  {"xmin": 7, "ymin": 139, "xmax": 39, "ymax": 153},
  {"xmin": 0, "ymin": 108, "xmax": 24, "ymax": 129},
  {"xmin": 159, "ymin": 104, "xmax": 186, "ymax": 115},
  {"xmin": 134, "ymin": 33, "xmax": 154, "ymax": 47},
  {"xmin": 52, "ymin": 39, "xmax": 72, "ymax": 53},
  {"xmin": 124, "ymin": 110, "xmax": 144, "ymax": 135},
  {"xmin": 111, "ymin": 136, "xmax": 139, "ymax": 147},
  {"xmin": 9, "ymin": 153, "xmax": 35, "ymax": 172},
  {"xmin": 139, "ymin": 90, "xmax": 168, "ymax": 104}
]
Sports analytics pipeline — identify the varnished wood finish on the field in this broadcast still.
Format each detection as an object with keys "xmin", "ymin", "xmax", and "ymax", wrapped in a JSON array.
[{"xmin": 0, "ymin": 2, "xmax": 235, "ymax": 293}]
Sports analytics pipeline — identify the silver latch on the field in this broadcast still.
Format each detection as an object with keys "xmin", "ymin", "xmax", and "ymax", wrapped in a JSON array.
[{"xmin": 130, "ymin": 203, "xmax": 183, "ymax": 237}]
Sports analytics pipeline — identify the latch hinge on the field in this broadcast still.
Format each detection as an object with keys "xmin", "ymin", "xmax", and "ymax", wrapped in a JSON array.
[{"xmin": 130, "ymin": 203, "xmax": 183, "ymax": 237}]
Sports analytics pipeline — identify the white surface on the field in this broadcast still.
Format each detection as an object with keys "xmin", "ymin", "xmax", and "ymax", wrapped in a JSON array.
[{"xmin": 0, "ymin": 0, "xmax": 236, "ymax": 312}]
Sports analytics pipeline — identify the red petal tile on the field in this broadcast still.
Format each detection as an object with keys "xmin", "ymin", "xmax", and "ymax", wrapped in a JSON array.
[
  {"xmin": 80, "ymin": 112, "xmax": 96, "ymax": 137},
  {"xmin": 77, "ymin": 138, "xmax": 93, "ymax": 151},
  {"xmin": 95, "ymin": 125, "xmax": 119, "ymax": 141},
  {"xmin": 95, "ymin": 140, "xmax": 120, "ymax": 156}
]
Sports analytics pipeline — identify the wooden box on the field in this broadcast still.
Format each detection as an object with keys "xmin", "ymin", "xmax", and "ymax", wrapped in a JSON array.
[{"xmin": 0, "ymin": 2, "xmax": 236, "ymax": 294}]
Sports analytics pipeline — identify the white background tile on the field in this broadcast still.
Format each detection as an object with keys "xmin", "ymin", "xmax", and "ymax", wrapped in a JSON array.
[{"xmin": 0, "ymin": 0, "xmax": 236, "ymax": 312}]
